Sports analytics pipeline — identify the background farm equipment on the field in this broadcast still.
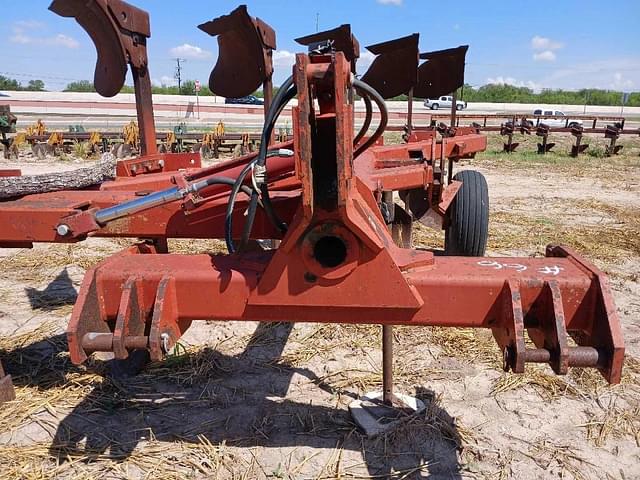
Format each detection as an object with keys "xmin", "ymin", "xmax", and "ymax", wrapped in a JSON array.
[
  {"xmin": 0, "ymin": 0, "xmax": 625, "ymax": 439},
  {"xmin": 5, "ymin": 112, "xmax": 636, "ymax": 161},
  {"xmin": 0, "ymin": 105, "xmax": 17, "ymax": 159},
  {"xmin": 488, "ymin": 118, "xmax": 639, "ymax": 156}
]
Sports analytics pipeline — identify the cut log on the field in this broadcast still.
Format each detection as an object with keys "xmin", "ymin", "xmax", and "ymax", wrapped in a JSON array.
[{"xmin": 0, "ymin": 154, "xmax": 116, "ymax": 200}]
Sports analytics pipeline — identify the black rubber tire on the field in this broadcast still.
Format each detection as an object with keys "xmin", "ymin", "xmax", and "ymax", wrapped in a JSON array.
[
  {"xmin": 445, "ymin": 170, "xmax": 489, "ymax": 256},
  {"xmin": 456, "ymin": 104, "xmax": 463, "ymax": 111},
  {"xmin": 431, "ymin": 103, "xmax": 439, "ymax": 110}
]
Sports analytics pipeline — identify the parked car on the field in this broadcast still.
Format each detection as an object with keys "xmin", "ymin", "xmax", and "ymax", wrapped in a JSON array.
[
  {"xmin": 225, "ymin": 95, "xmax": 264, "ymax": 105},
  {"xmin": 528, "ymin": 109, "xmax": 583, "ymax": 128},
  {"xmin": 424, "ymin": 95, "xmax": 467, "ymax": 110}
]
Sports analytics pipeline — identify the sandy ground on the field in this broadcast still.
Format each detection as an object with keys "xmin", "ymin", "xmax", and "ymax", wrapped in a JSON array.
[{"xmin": 0, "ymin": 133, "xmax": 639, "ymax": 479}]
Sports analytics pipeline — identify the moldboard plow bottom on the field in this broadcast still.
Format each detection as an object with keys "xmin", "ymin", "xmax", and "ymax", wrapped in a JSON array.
[{"xmin": 0, "ymin": 0, "xmax": 624, "ymax": 437}]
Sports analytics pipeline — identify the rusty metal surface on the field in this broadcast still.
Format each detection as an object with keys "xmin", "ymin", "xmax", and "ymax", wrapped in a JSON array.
[
  {"xmin": 415, "ymin": 45, "xmax": 468, "ymax": 99},
  {"xmin": 0, "ymin": 361, "xmax": 16, "ymax": 403},
  {"xmin": 0, "ymin": 4, "xmax": 625, "ymax": 388},
  {"xmin": 62, "ymin": 244, "xmax": 623, "ymax": 383},
  {"xmin": 49, "ymin": 0, "xmax": 150, "ymax": 97},
  {"xmin": 295, "ymin": 24, "xmax": 359, "ymax": 71},
  {"xmin": 50, "ymin": 0, "xmax": 157, "ymax": 155},
  {"xmin": 199, "ymin": 5, "xmax": 275, "ymax": 100},
  {"xmin": 361, "ymin": 34, "xmax": 419, "ymax": 99},
  {"xmin": 115, "ymin": 152, "xmax": 202, "ymax": 177},
  {"xmin": 0, "ymin": 130, "xmax": 486, "ymax": 243}
]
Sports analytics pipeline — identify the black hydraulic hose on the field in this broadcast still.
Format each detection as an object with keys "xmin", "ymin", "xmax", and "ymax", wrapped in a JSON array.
[
  {"xmin": 253, "ymin": 86, "xmax": 297, "ymax": 226},
  {"xmin": 353, "ymin": 92, "xmax": 372, "ymax": 146},
  {"xmin": 353, "ymin": 79, "xmax": 388, "ymax": 159},
  {"xmin": 225, "ymin": 77, "xmax": 296, "ymax": 253},
  {"xmin": 190, "ymin": 175, "xmax": 255, "ymax": 199},
  {"xmin": 238, "ymin": 151, "xmax": 290, "ymax": 250},
  {"xmin": 239, "ymin": 87, "xmax": 297, "ymax": 250}
]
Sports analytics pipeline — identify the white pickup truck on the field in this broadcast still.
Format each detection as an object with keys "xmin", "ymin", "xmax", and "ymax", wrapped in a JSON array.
[
  {"xmin": 424, "ymin": 95, "xmax": 467, "ymax": 110},
  {"xmin": 529, "ymin": 109, "xmax": 583, "ymax": 128}
]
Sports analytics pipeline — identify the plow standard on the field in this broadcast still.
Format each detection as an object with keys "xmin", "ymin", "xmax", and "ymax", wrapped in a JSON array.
[{"xmin": 0, "ymin": 0, "xmax": 624, "ymax": 430}]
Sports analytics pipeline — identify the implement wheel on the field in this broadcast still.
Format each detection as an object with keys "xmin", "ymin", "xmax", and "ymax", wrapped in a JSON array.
[{"xmin": 444, "ymin": 170, "xmax": 489, "ymax": 256}]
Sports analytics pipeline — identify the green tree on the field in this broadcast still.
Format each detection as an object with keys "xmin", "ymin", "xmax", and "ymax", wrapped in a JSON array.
[
  {"xmin": 180, "ymin": 80, "xmax": 196, "ymax": 95},
  {"xmin": 26, "ymin": 79, "xmax": 45, "ymax": 91},
  {"xmin": 63, "ymin": 80, "xmax": 96, "ymax": 92},
  {"xmin": 452, "ymin": 84, "xmax": 638, "ymax": 107},
  {"xmin": 0, "ymin": 75, "xmax": 22, "ymax": 91}
]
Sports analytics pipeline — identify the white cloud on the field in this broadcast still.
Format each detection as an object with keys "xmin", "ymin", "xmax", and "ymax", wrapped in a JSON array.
[
  {"xmin": 14, "ymin": 20, "xmax": 44, "ymax": 30},
  {"xmin": 610, "ymin": 72, "xmax": 634, "ymax": 90},
  {"xmin": 541, "ymin": 58, "xmax": 640, "ymax": 90},
  {"xmin": 377, "ymin": 0, "xmax": 402, "ymax": 5},
  {"xmin": 531, "ymin": 35, "xmax": 563, "ymax": 51},
  {"xmin": 533, "ymin": 50, "xmax": 556, "ymax": 62},
  {"xmin": 486, "ymin": 76, "xmax": 542, "ymax": 92},
  {"xmin": 152, "ymin": 76, "xmax": 178, "ymax": 87},
  {"xmin": 53, "ymin": 34, "xmax": 80, "ymax": 49},
  {"xmin": 273, "ymin": 50, "xmax": 296, "ymax": 67},
  {"xmin": 168, "ymin": 43, "xmax": 212, "ymax": 60},
  {"xmin": 9, "ymin": 21, "xmax": 79, "ymax": 48}
]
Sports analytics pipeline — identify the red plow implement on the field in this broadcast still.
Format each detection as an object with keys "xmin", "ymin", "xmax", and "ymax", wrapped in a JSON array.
[{"xmin": 0, "ymin": 0, "xmax": 623, "ymax": 428}]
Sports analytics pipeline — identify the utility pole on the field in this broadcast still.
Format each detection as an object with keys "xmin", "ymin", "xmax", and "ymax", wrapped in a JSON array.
[
  {"xmin": 174, "ymin": 58, "xmax": 185, "ymax": 92},
  {"xmin": 316, "ymin": 13, "xmax": 319, "ymax": 32}
]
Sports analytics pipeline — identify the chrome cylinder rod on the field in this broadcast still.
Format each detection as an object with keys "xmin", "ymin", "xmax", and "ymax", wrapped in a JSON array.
[{"xmin": 94, "ymin": 186, "xmax": 183, "ymax": 225}]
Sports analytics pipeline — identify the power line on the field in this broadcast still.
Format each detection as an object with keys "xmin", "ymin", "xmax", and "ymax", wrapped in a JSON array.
[
  {"xmin": 466, "ymin": 62, "xmax": 640, "ymax": 72},
  {"xmin": 0, "ymin": 70, "xmax": 81, "ymax": 82},
  {"xmin": 174, "ymin": 58, "xmax": 186, "ymax": 91}
]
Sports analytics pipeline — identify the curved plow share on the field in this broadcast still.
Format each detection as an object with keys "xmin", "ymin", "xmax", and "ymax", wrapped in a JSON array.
[
  {"xmin": 50, "ymin": 0, "xmax": 157, "ymax": 156},
  {"xmin": 199, "ymin": 5, "xmax": 276, "ymax": 114}
]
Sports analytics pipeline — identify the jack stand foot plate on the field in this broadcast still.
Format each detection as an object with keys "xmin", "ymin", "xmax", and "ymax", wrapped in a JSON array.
[{"xmin": 349, "ymin": 390, "xmax": 425, "ymax": 437}]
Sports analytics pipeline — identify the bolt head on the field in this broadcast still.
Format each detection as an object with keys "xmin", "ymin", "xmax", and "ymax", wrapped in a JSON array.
[{"xmin": 56, "ymin": 224, "xmax": 71, "ymax": 236}]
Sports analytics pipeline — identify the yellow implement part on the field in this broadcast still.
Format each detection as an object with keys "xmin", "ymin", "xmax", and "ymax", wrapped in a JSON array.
[
  {"xmin": 11, "ymin": 132, "xmax": 26, "ymax": 147},
  {"xmin": 214, "ymin": 120, "xmax": 225, "ymax": 138},
  {"xmin": 88, "ymin": 131, "xmax": 102, "ymax": 145},
  {"xmin": 165, "ymin": 131, "xmax": 177, "ymax": 145},
  {"xmin": 122, "ymin": 121, "xmax": 139, "ymax": 146},
  {"xmin": 47, "ymin": 132, "xmax": 63, "ymax": 146},
  {"xmin": 26, "ymin": 119, "xmax": 46, "ymax": 136}
]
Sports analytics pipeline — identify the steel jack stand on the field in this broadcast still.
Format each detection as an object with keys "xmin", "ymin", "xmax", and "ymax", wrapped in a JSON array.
[{"xmin": 349, "ymin": 325, "xmax": 426, "ymax": 436}]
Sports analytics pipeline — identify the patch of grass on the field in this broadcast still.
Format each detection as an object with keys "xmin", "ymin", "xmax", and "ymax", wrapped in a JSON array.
[
  {"xmin": 71, "ymin": 141, "xmax": 92, "ymax": 160},
  {"xmin": 582, "ymin": 404, "xmax": 640, "ymax": 447},
  {"xmin": 507, "ymin": 436, "xmax": 598, "ymax": 480},
  {"xmin": 488, "ymin": 202, "xmax": 640, "ymax": 261},
  {"xmin": 0, "ymin": 242, "xmax": 120, "ymax": 283},
  {"xmin": 475, "ymin": 132, "xmax": 640, "ymax": 174},
  {"xmin": 492, "ymin": 367, "xmax": 582, "ymax": 400}
]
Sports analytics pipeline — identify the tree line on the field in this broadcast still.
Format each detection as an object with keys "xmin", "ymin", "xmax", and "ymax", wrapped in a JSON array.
[
  {"xmin": 456, "ymin": 83, "xmax": 640, "ymax": 107},
  {"xmin": 1, "ymin": 74, "xmax": 638, "ymax": 107},
  {"xmin": 0, "ymin": 75, "xmax": 46, "ymax": 92}
]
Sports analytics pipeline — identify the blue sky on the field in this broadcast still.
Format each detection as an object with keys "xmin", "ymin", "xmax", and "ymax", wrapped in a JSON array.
[{"xmin": 2, "ymin": 0, "xmax": 639, "ymax": 92}]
